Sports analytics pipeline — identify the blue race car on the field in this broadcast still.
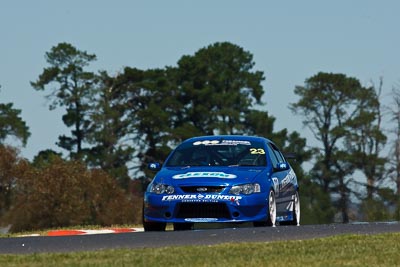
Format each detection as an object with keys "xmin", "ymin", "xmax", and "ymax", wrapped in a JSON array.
[{"xmin": 143, "ymin": 135, "xmax": 300, "ymax": 231}]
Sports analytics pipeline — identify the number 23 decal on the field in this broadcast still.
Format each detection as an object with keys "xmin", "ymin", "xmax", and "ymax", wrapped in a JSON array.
[{"xmin": 250, "ymin": 148, "xmax": 265, "ymax": 154}]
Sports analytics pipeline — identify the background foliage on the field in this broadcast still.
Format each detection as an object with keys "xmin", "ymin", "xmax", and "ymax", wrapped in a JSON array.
[{"xmin": 1, "ymin": 41, "xmax": 399, "ymax": 231}]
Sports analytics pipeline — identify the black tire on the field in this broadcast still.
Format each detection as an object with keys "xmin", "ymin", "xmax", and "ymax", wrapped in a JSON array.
[
  {"xmin": 142, "ymin": 203, "xmax": 166, "ymax": 231},
  {"xmin": 143, "ymin": 221, "xmax": 167, "ymax": 231},
  {"xmin": 281, "ymin": 191, "xmax": 300, "ymax": 226},
  {"xmin": 173, "ymin": 223, "xmax": 193, "ymax": 231},
  {"xmin": 253, "ymin": 190, "xmax": 276, "ymax": 227}
]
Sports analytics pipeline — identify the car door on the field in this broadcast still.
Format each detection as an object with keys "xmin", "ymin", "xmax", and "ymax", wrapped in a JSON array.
[{"xmin": 266, "ymin": 142, "xmax": 294, "ymax": 218}]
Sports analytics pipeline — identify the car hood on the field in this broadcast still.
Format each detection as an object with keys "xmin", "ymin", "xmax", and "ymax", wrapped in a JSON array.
[{"xmin": 154, "ymin": 166, "xmax": 265, "ymax": 186}]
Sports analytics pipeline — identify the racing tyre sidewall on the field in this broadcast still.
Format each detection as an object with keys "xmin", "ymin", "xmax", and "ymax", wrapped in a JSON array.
[
  {"xmin": 143, "ymin": 221, "xmax": 166, "ymax": 231},
  {"xmin": 266, "ymin": 190, "xmax": 276, "ymax": 227},
  {"xmin": 142, "ymin": 203, "xmax": 166, "ymax": 231},
  {"xmin": 293, "ymin": 191, "xmax": 300, "ymax": 226}
]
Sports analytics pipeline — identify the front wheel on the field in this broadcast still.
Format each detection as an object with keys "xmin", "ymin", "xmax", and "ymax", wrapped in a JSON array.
[
  {"xmin": 143, "ymin": 221, "xmax": 166, "ymax": 231},
  {"xmin": 142, "ymin": 203, "xmax": 166, "ymax": 231},
  {"xmin": 253, "ymin": 190, "xmax": 276, "ymax": 227},
  {"xmin": 291, "ymin": 191, "xmax": 300, "ymax": 226},
  {"xmin": 281, "ymin": 191, "xmax": 300, "ymax": 226}
]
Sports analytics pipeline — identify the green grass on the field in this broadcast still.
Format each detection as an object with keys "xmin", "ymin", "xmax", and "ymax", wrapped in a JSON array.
[{"xmin": 1, "ymin": 232, "xmax": 400, "ymax": 266}]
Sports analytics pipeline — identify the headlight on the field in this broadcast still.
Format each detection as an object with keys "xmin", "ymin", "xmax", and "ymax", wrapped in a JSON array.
[
  {"xmin": 149, "ymin": 183, "xmax": 175, "ymax": 194},
  {"xmin": 229, "ymin": 183, "xmax": 261, "ymax": 195}
]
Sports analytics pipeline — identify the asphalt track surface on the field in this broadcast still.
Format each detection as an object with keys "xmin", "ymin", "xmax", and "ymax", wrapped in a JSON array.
[{"xmin": 1, "ymin": 222, "xmax": 400, "ymax": 254}]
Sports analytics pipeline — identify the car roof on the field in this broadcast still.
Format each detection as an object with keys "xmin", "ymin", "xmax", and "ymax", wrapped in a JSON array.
[{"xmin": 182, "ymin": 135, "xmax": 272, "ymax": 144}]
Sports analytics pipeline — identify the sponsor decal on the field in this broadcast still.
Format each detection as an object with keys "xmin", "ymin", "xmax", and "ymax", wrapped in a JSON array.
[
  {"xmin": 162, "ymin": 194, "xmax": 242, "ymax": 203},
  {"xmin": 280, "ymin": 169, "xmax": 296, "ymax": 189},
  {"xmin": 184, "ymin": 218, "xmax": 219, "ymax": 222},
  {"xmin": 221, "ymin": 140, "xmax": 251, "ymax": 146},
  {"xmin": 276, "ymin": 216, "xmax": 289, "ymax": 221},
  {"xmin": 286, "ymin": 201, "xmax": 294, "ymax": 211},
  {"xmin": 193, "ymin": 140, "xmax": 251, "ymax": 146},
  {"xmin": 193, "ymin": 140, "xmax": 220, "ymax": 146},
  {"xmin": 272, "ymin": 177, "xmax": 279, "ymax": 196},
  {"xmin": 172, "ymin": 172, "xmax": 237, "ymax": 179}
]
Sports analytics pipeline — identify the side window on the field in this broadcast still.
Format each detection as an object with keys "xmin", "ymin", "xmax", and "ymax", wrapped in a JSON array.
[
  {"xmin": 267, "ymin": 143, "xmax": 286, "ymax": 167},
  {"xmin": 274, "ymin": 146, "xmax": 285, "ymax": 163},
  {"xmin": 266, "ymin": 144, "xmax": 279, "ymax": 167}
]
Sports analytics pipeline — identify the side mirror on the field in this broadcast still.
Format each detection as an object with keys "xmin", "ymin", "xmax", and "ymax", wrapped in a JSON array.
[
  {"xmin": 275, "ymin": 162, "xmax": 289, "ymax": 171},
  {"xmin": 148, "ymin": 162, "xmax": 161, "ymax": 171}
]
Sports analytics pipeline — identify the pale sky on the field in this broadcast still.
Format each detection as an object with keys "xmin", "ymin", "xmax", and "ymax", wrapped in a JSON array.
[{"xmin": 1, "ymin": 0, "xmax": 399, "ymax": 160}]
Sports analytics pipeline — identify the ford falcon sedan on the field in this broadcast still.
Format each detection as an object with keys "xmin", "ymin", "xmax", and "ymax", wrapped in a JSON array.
[{"xmin": 143, "ymin": 135, "xmax": 300, "ymax": 231}]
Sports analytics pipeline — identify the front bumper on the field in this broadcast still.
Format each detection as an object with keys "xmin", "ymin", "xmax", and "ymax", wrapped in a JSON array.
[{"xmin": 143, "ymin": 192, "xmax": 269, "ymax": 223}]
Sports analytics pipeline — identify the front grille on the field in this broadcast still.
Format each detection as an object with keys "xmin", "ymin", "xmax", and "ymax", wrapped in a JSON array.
[
  {"xmin": 176, "ymin": 203, "xmax": 231, "ymax": 219},
  {"xmin": 180, "ymin": 186, "xmax": 225, "ymax": 193}
]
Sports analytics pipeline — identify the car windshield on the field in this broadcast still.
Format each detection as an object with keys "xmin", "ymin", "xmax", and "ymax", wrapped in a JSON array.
[{"xmin": 165, "ymin": 139, "xmax": 267, "ymax": 167}]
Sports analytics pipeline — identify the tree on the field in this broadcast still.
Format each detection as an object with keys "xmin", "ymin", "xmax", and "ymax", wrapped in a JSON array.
[
  {"xmin": 0, "ymin": 87, "xmax": 31, "ymax": 219},
  {"xmin": 0, "ymin": 85, "xmax": 30, "ymax": 146},
  {"xmin": 85, "ymin": 70, "xmax": 136, "ymax": 188},
  {"xmin": 0, "ymin": 103, "xmax": 30, "ymax": 146},
  {"xmin": 102, "ymin": 41, "xmax": 269, "ymax": 176},
  {"xmin": 0, "ymin": 145, "xmax": 29, "ymax": 218},
  {"xmin": 243, "ymin": 110, "xmax": 282, "ymax": 140},
  {"xmin": 344, "ymin": 79, "xmax": 387, "ymax": 201},
  {"xmin": 175, "ymin": 42, "xmax": 265, "ymax": 136},
  {"xmin": 31, "ymin": 149, "xmax": 63, "ymax": 168},
  {"xmin": 88, "ymin": 67, "xmax": 176, "ymax": 180},
  {"xmin": 290, "ymin": 72, "xmax": 384, "ymax": 223},
  {"xmin": 129, "ymin": 68, "xmax": 179, "ymax": 167},
  {"xmin": 388, "ymin": 85, "xmax": 400, "ymax": 194},
  {"xmin": 8, "ymin": 158, "xmax": 136, "ymax": 232},
  {"xmin": 388, "ymin": 84, "xmax": 400, "ymax": 220},
  {"xmin": 31, "ymin": 43, "xmax": 97, "ymax": 160}
]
